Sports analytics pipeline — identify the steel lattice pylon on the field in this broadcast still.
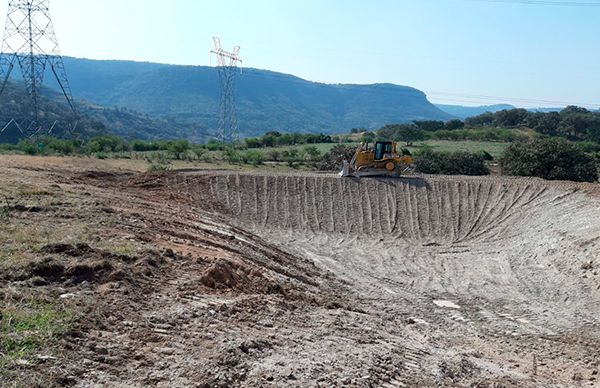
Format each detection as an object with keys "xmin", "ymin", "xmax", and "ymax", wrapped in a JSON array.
[
  {"xmin": 0, "ymin": 0, "xmax": 76, "ymax": 138},
  {"xmin": 211, "ymin": 37, "xmax": 242, "ymax": 143}
]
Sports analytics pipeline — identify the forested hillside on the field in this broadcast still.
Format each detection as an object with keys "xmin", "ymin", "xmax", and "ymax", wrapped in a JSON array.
[{"xmin": 57, "ymin": 57, "xmax": 451, "ymax": 136}]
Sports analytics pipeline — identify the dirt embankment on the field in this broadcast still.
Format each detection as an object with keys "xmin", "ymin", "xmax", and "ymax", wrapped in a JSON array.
[
  {"xmin": 2, "ymin": 157, "xmax": 599, "ymax": 387},
  {"xmin": 1, "ymin": 164, "xmax": 351, "ymax": 387},
  {"xmin": 205, "ymin": 173, "xmax": 599, "ymax": 243}
]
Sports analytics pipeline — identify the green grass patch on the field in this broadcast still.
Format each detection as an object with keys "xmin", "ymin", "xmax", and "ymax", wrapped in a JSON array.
[
  {"xmin": 0, "ymin": 299, "xmax": 75, "ymax": 370},
  {"xmin": 256, "ymin": 142, "xmax": 356, "ymax": 154},
  {"xmin": 407, "ymin": 141, "xmax": 510, "ymax": 160}
]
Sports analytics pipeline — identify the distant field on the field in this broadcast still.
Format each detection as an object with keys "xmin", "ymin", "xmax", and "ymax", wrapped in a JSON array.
[
  {"xmin": 247, "ymin": 140, "xmax": 510, "ymax": 160},
  {"xmin": 407, "ymin": 140, "xmax": 510, "ymax": 160},
  {"xmin": 243, "ymin": 140, "xmax": 510, "ymax": 160},
  {"xmin": 234, "ymin": 142, "xmax": 357, "ymax": 154}
]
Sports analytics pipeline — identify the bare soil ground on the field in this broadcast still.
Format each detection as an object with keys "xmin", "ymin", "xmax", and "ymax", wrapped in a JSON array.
[{"xmin": 1, "ymin": 155, "xmax": 599, "ymax": 387}]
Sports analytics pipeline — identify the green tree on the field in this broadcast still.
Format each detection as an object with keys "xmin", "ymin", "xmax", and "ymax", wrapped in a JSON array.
[
  {"xmin": 413, "ymin": 120, "xmax": 445, "ymax": 132},
  {"xmin": 245, "ymin": 137, "xmax": 263, "ymax": 148},
  {"xmin": 414, "ymin": 149, "xmax": 489, "ymax": 176},
  {"xmin": 444, "ymin": 119, "xmax": 465, "ymax": 131},
  {"xmin": 87, "ymin": 135, "xmax": 127, "ymax": 153},
  {"xmin": 167, "ymin": 140, "xmax": 190, "ymax": 160},
  {"xmin": 262, "ymin": 135, "xmax": 276, "ymax": 147},
  {"xmin": 42, "ymin": 137, "xmax": 78, "ymax": 155},
  {"xmin": 242, "ymin": 150, "xmax": 264, "ymax": 166},
  {"xmin": 224, "ymin": 147, "xmax": 241, "ymax": 164},
  {"xmin": 267, "ymin": 150, "xmax": 281, "ymax": 162},
  {"xmin": 302, "ymin": 145, "xmax": 321, "ymax": 161},
  {"xmin": 191, "ymin": 146, "xmax": 207, "ymax": 160},
  {"xmin": 465, "ymin": 112, "xmax": 494, "ymax": 127},
  {"xmin": 282, "ymin": 148, "xmax": 300, "ymax": 167},
  {"xmin": 361, "ymin": 131, "xmax": 376, "ymax": 143},
  {"xmin": 557, "ymin": 109, "xmax": 600, "ymax": 140},
  {"xmin": 17, "ymin": 139, "xmax": 38, "ymax": 155},
  {"xmin": 500, "ymin": 138, "xmax": 598, "ymax": 182},
  {"xmin": 534, "ymin": 112, "xmax": 561, "ymax": 136},
  {"xmin": 378, "ymin": 124, "xmax": 425, "ymax": 146},
  {"xmin": 493, "ymin": 109, "xmax": 528, "ymax": 127}
]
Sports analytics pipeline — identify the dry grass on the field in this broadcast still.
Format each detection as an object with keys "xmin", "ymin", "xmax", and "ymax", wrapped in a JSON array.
[
  {"xmin": 0, "ymin": 181, "xmax": 90, "ymax": 265},
  {"xmin": 94, "ymin": 238, "xmax": 147, "ymax": 257},
  {"xmin": 0, "ymin": 296, "xmax": 75, "ymax": 379}
]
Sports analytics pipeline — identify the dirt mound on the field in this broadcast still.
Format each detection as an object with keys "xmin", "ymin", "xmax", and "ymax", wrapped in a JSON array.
[
  {"xmin": 4, "ymin": 243, "xmax": 166, "ymax": 286},
  {"xmin": 199, "ymin": 258, "xmax": 284, "ymax": 295},
  {"xmin": 40, "ymin": 243, "xmax": 97, "ymax": 257}
]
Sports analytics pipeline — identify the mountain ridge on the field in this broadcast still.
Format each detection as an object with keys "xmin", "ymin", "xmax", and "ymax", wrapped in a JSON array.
[
  {"xmin": 58, "ymin": 57, "xmax": 451, "ymax": 136},
  {"xmin": 1, "ymin": 56, "xmax": 453, "ymax": 140}
]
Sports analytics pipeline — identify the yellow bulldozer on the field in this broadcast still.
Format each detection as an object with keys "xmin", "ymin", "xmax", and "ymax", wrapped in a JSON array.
[{"xmin": 340, "ymin": 141, "xmax": 414, "ymax": 178}]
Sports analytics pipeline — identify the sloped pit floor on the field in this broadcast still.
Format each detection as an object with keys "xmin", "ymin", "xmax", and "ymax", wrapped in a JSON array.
[{"xmin": 201, "ymin": 173, "xmax": 600, "ymax": 385}]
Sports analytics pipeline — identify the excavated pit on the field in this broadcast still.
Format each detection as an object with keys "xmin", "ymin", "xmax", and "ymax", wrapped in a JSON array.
[
  {"xmin": 197, "ymin": 174, "xmax": 600, "ymax": 330},
  {"xmin": 184, "ymin": 173, "xmax": 600, "ymax": 384}
]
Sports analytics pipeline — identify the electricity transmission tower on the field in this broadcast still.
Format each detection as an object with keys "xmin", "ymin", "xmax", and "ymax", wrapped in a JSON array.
[
  {"xmin": 0, "ymin": 0, "xmax": 76, "ymax": 137},
  {"xmin": 211, "ymin": 37, "xmax": 242, "ymax": 143}
]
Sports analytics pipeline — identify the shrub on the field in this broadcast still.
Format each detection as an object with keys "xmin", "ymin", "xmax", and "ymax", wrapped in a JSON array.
[
  {"xmin": 444, "ymin": 119, "xmax": 465, "ymax": 131},
  {"xmin": 267, "ymin": 150, "xmax": 281, "ymax": 162},
  {"xmin": 42, "ymin": 137, "xmax": 79, "ymax": 155},
  {"xmin": 206, "ymin": 140, "xmax": 225, "ymax": 151},
  {"xmin": 201, "ymin": 153, "xmax": 214, "ymax": 163},
  {"xmin": 0, "ymin": 143, "xmax": 17, "ymax": 153},
  {"xmin": 191, "ymin": 146, "xmax": 207, "ymax": 160},
  {"xmin": 282, "ymin": 148, "xmax": 300, "ymax": 167},
  {"xmin": 414, "ymin": 149, "xmax": 490, "ymax": 176},
  {"xmin": 302, "ymin": 145, "xmax": 321, "ymax": 161},
  {"xmin": 242, "ymin": 150, "xmax": 264, "ymax": 166},
  {"xmin": 87, "ymin": 135, "xmax": 127, "ymax": 153},
  {"xmin": 500, "ymin": 138, "xmax": 598, "ymax": 182},
  {"xmin": 147, "ymin": 163, "xmax": 170, "ymax": 172},
  {"xmin": 224, "ymin": 147, "xmax": 241, "ymax": 164},
  {"xmin": 167, "ymin": 140, "xmax": 190, "ymax": 160},
  {"xmin": 429, "ymin": 128, "xmax": 529, "ymax": 142},
  {"xmin": 245, "ymin": 137, "xmax": 263, "ymax": 148},
  {"xmin": 361, "ymin": 132, "xmax": 376, "ymax": 142},
  {"xmin": 131, "ymin": 140, "xmax": 162, "ymax": 152},
  {"xmin": 17, "ymin": 139, "xmax": 38, "ymax": 155},
  {"xmin": 480, "ymin": 150, "xmax": 494, "ymax": 161}
]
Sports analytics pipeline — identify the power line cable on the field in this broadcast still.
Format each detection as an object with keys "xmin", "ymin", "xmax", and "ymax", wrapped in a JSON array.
[
  {"xmin": 238, "ymin": 69, "xmax": 600, "ymax": 107},
  {"xmin": 465, "ymin": 0, "xmax": 600, "ymax": 7},
  {"xmin": 426, "ymin": 90, "xmax": 598, "ymax": 107}
]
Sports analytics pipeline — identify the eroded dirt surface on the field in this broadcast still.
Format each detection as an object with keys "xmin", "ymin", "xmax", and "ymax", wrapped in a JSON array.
[{"xmin": 1, "ymin": 156, "xmax": 600, "ymax": 387}]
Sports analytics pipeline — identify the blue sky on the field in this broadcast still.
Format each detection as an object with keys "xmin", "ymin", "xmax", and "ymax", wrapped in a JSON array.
[{"xmin": 3, "ymin": 0, "xmax": 600, "ymax": 108}]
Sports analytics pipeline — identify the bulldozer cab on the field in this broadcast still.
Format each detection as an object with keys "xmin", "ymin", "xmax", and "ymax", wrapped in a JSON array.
[
  {"xmin": 340, "ymin": 140, "xmax": 414, "ymax": 178},
  {"xmin": 374, "ymin": 141, "xmax": 394, "ymax": 161}
]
